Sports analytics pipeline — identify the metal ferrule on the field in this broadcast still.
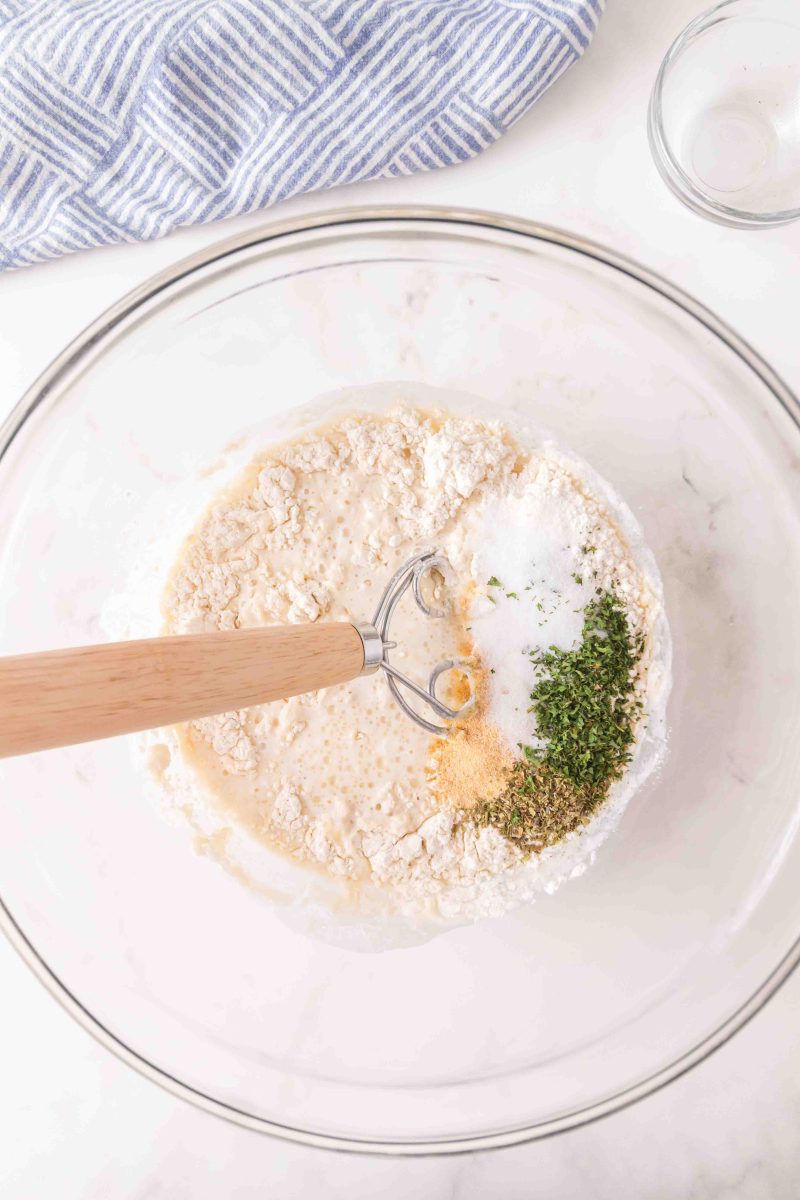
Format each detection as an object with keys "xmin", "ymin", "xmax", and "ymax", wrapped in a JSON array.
[{"xmin": 353, "ymin": 622, "xmax": 384, "ymax": 675}]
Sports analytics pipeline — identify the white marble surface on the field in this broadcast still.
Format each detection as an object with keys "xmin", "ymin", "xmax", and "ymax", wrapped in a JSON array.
[{"xmin": 1, "ymin": 1, "xmax": 800, "ymax": 1195}]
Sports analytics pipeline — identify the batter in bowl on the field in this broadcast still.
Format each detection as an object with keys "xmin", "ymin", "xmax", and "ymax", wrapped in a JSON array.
[{"xmin": 155, "ymin": 404, "xmax": 670, "ymax": 935}]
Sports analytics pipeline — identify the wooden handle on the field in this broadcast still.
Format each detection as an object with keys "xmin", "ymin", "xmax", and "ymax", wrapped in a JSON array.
[{"xmin": 0, "ymin": 623, "xmax": 365, "ymax": 758}]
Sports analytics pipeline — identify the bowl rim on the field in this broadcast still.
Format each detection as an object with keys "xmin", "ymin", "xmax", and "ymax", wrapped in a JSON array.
[{"xmin": 2, "ymin": 204, "xmax": 799, "ymax": 1155}]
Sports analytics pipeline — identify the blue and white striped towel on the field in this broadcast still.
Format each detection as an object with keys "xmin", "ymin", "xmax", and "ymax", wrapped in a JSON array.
[{"xmin": 0, "ymin": 1, "xmax": 603, "ymax": 270}]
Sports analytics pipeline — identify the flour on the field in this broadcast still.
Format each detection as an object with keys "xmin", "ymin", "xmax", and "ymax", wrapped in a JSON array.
[{"xmin": 157, "ymin": 405, "xmax": 671, "ymax": 937}]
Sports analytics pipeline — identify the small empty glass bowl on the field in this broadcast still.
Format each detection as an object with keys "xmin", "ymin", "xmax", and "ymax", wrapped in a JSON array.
[{"xmin": 649, "ymin": 0, "xmax": 800, "ymax": 228}]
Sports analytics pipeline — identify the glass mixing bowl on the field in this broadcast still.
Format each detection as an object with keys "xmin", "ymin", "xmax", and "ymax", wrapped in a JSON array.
[{"xmin": 1, "ymin": 209, "xmax": 800, "ymax": 1153}]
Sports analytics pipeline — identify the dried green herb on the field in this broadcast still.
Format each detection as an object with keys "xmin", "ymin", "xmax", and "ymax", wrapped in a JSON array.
[
  {"xmin": 471, "ymin": 590, "xmax": 643, "ymax": 853},
  {"xmin": 487, "ymin": 576, "xmax": 502, "ymax": 588},
  {"xmin": 525, "ymin": 591, "xmax": 643, "ymax": 791},
  {"xmin": 472, "ymin": 761, "xmax": 597, "ymax": 852}
]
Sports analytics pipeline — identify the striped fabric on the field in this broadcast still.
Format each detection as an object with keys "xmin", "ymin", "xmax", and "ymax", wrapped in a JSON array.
[{"xmin": 0, "ymin": 0, "xmax": 603, "ymax": 270}]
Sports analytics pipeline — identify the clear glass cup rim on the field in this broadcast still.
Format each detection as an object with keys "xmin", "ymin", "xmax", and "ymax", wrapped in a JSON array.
[
  {"xmin": 1, "ymin": 205, "xmax": 799, "ymax": 1155},
  {"xmin": 648, "ymin": 0, "xmax": 800, "ymax": 229}
]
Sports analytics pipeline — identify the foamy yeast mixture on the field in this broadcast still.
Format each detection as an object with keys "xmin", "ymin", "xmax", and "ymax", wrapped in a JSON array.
[{"xmin": 159, "ymin": 407, "xmax": 669, "ymax": 925}]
